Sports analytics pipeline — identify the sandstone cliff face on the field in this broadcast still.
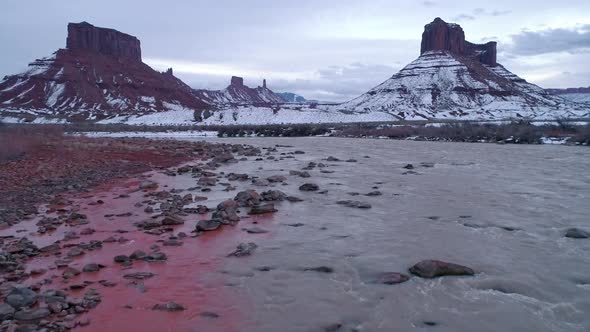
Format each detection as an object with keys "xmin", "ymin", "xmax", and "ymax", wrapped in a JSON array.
[
  {"xmin": 230, "ymin": 76, "xmax": 244, "ymax": 87},
  {"xmin": 421, "ymin": 17, "xmax": 497, "ymax": 66},
  {"xmin": 66, "ymin": 22, "xmax": 141, "ymax": 62}
]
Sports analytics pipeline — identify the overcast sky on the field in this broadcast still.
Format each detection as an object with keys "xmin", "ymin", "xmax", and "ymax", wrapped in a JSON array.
[{"xmin": 1, "ymin": 0, "xmax": 589, "ymax": 101}]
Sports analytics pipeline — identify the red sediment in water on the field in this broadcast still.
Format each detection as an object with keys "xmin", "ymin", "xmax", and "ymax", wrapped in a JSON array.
[{"xmin": 8, "ymin": 173, "xmax": 278, "ymax": 332}]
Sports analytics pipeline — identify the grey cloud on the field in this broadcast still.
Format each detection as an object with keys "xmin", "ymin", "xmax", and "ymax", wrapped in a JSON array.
[
  {"xmin": 452, "ymin": 14, "xmax": 476, "ymax": 22},
  {"xmin": 490, "ymin": 10, "xmax": 511, "ymax": 16},
  {"xmin": 453, "ymin": 7, "xmax": 511, "ymax": 22},
  {"xmin": 508, "ymin": 25, "xmax": 590, "ymax": 55},
  {"xmin": 422, "ymin": 1, "xmax": 436, "ymax": 7}
]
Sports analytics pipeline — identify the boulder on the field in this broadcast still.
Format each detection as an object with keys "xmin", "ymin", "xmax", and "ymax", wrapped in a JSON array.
[
  {"xmin": 139, "ymin": 181, "xmax": 158, "ymax": 190},
  {"xmin": 0, "ymin": 303, "xmax": 15, "ymax": 320},
  {"xmin": 565, "ymin": 228, "xmax": 590, "ymax": 239},
  {"xmin": 409, "ymin": 260, "xmax": 474, "ymax": 278},
  {"xmin": 376, "ymin": 272, "xmax": 410, "ymax": 285},
  {"xmin": 82, "ymin": 263, "xmax": 104, "ymax": 272},
  {"xmin": 299, "ymin": 183, "xmax": 319, "ymax": 192},
  {"xmin": 161, "ymin": 215, "xmax": 184, "ymax": 226},
  {"xmin": 152, "ymin": 301, "xmax": 185, "ymax": 311},
  {"xmin": 4, "ymin": 287, "xmax": 38, "ymax": 309},
  {"xmin": 260, "ymin": 190, "xmax": 287, "ymax": 201},
  {"xmin": 196, "ymin": 219, "xmax": 221, "ymax": 232},
  {"xmin": 336, "ymin": 200, "xmax": 372, "ymax": 209},
  {"xmin": 228, "ymin": 242, "xmax": 257, "ymax": 257},
  {"xmin": 234, "ymin": 190, "xmax": 261, "ymax": 207},
  {"xmin": 267, "ymin": 175, "xmax": 286, "ymax": 183},
  {"xmin": 249, "ymin": 203, "xmax": 277, "ymax": 215},
  {"xmin": 14, "ymin": 308, "xmax": 51, "ymax": 321}
]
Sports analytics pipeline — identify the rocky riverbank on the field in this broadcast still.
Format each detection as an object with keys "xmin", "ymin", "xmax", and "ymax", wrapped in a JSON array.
[{"xmin": 1, "ymin": 136, "xmax": 588, "ymax": 331}]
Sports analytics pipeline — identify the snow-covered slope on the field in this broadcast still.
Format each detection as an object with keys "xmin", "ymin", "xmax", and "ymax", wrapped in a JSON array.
[
  {"xmin": 334, "ymin": 51, "xmax": 587, "ymax": 120},
  {"xmin": 559, "ymin": 93, "xmax": 590, "ymax": 104},
  {"xmin": 0, "ymin": 22, "xmax": 208, "ymax": 122},
  {"xmin": 192, "ymin": 77, "xmax": 284, "ymax": 107}
]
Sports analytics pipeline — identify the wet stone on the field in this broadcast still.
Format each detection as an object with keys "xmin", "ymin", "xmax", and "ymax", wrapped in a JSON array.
[
  {"xmin": 565, "ymin": 228, "xmax": 590, "ymax": 239},
  {"xmin": 409, "ymin": 260, "xmax": 474, "ymax": 278},
  {"xmin": 200, "ymin": 311, "xmax": 220, "ymax": 318},
  {"xmin": 114, "ymin": 255, "xmax": 130, "ymax": 263},
  {"xmin": 299, "ymin": 183, "xmax": 320, "ymax": 192},
  {"xmin": 130, "ymin": 250, "xmax": 147, "ymax": 260},
  {"xmin": 243, "ymin": 227, "xmax": 269, "ymax": 234},
  {"xmin": 4, "ymin": 287, "xmax": 38, "ymax": 309},
  {"xmin": 249, "ymin": 203, "xmax": 277, "ymax": 215},
  {"xmin": 0, "ymin": 303, "xmax": 15, "ymax": 320},
  {"xmin": 152, "ymin": 301, "xmax": 185, "ymax": 311},
  {"xmin": 267, "ymin": 175, "xmax": 286, "ymax": 183},
  {"xmin": 66, "ymin": 247, "xmax": 84, "ymax": 257},
  {"xmin": 163, "ymin": 239, "xmax": 183, "ymax": 246},
  {"xmin": 161, "ymin": 215, "xmax": 184, "ymax": 226},
  {"xmin": 62, "ymin": 267, "xmax": 81, "ymax": 279},
  {"xmin": 290, "ymin": 170, "xmax": 311, "ymax": 178},
  {"xmin": 376, "ymin": 272, "xmax": 410, "ymax": 285},
  {"xmin": 14, "ymin": 308, "xmax": 51, "ymax": 321},
  {"xmin": 139, "ymin": 181, "xmax": 159, "ymax": 190},
  {"xmin": 336, "ymin": 200, "xmax": 372, "ymax": 209},
  {"xmin": 304, "ymin": 266, "xmax": 334, "ymax": 273},
  {"xmin": 82, "ymin": 263, "xmax": 104, "ymax": 273},
  {"xmin": 123, "ymin": 272, "xmax": 155, "ymax": 280},
  {"xmin": 196, "ymin": 219, "xmax": 221, "ymax": 232},
  {"xmin": 228, "ymin": 243, "xmax": 258, "ymax": 257}
]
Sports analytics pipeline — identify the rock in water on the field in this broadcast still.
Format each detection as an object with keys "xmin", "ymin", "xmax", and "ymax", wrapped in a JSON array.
[
  {"xmin": 0, "ymin": 303, "xmax": 15, "ymax": 321},
  {"xmin": 336, "ymin": 200, "xmax": 372, "ymax": 209},
  {"xmin": 139, "ymin": 181, "xmax": 158, "ymax": 190},
  {"xmin": 409, "ymin": 260, "xmax": 474, "ymax": 278},
  {"xmin": 82, "ymin": 263, "xmax": 104, "ymax": 272},
  {"xmin": 4, "ymin": 287, "xmax": 38, "ymax": 309},
  {"xmin": 161, "ymin": 215, "xmax": 184, "ymax": 225},
  {"xmin": 249, "ymin": 203, "xmax": 277, "ymax": 215},
  {"xmin": 299, "ymin": 183, "xmax": 319, "ymax": 192},
  {"xmin": 376, "ymin": 272, "xmax": 410, "ymax": 285},
  {"xmin": 123, "ymin": 272, "xmax": 155, "ymax": 280},
  {"xmin": 565, "ymin": 228, "xmax": 590, "ymax": 239},
  {"xmin": 14, "ymin": 308, "xmax": 51, "ymax": 321},
  {"xmin": 243, "ymin": 227, "xmax": 269, "ymax": 234},
  {"xmin": 304, "ymin": 266, "xmax": 334, "ymax": 273},
  {"xmin": 152, "ymin": 301, "xmax": 185, "ymax": 311},
  {"xmin": 228, "ymin": 243, "xmax": 258, "ymax": 257},
  {"xmin": 195, "ymin": 219, "xmax": 221, "ymax": 232}
]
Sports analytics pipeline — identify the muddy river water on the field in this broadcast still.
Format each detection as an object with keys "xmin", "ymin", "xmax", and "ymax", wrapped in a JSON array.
[{"xmin": 3, "ymin": 138, "xmax": 590, "ymax": 331}]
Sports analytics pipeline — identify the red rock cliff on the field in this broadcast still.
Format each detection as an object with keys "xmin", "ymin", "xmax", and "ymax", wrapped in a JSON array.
[
  {"xmin": 420, "ymin": 17, "xmax": 497, "ymax": 66},
  {"xmin": 66, "ymin": 22, "xmax": 141, "ymax": 62},
  {"xmin": 230, "ymin": 76, "xmax": 244, "ymax": 86}
]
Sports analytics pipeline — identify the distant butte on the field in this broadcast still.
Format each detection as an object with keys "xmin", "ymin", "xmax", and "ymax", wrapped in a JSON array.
[
  {"xmin": 66, "ymin": 21, "xmax": 142, "ymax": 62},
  {"xmin": 421, "ymin": 17, "xmax": 497, "ymax": 66}
]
